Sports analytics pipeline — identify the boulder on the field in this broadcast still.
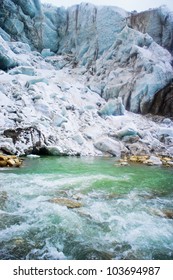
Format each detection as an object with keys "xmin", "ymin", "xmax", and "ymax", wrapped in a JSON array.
[
  {"xmin": 0, "ymin": 137, "xmax": 16, "ymax": 154},
  {"xmin": 144, "ymin": 156, "xmax": 162, "ymax": 166},
  {"xmin": 94, "ymin": 138, "xmax": 121, "ymax": 157},
  {"xmin": 129, "ymin": 155, "xmax": 149, "ymax": 163},
  {"xmin": 0, "ymin": 191, "xmax": 8, "ymax": 209},
  {"xmin": 48, "ymin": 197, "xmax": 82, "ymax": 208},
  {"xmin": 0, "ymin": 154, "xmax": 22, "ymax": 167},
  {"xmin": 43, "ymin": 146, "xmax": 65, "ymax": 156}
]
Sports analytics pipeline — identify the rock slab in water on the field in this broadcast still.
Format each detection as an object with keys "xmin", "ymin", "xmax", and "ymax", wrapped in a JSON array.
[{"xmin": 48, "ymin": 197, "xmax": 83, "ymax": 209}]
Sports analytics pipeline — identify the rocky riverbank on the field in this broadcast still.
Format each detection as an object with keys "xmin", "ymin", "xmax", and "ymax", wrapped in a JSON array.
[{"xmin": 0, "ymin": 154, "xmax": 22, "ymax": 167}]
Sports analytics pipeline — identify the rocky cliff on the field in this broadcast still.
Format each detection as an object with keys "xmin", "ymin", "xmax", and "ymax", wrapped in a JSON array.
[{"xmin": 0, "ymin": 1, "xmax": 173, "ymax": 157}]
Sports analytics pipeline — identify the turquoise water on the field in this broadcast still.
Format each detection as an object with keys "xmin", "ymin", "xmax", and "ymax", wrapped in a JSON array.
[{"xmin": 0, "ymin": 156, "xmax": 173, "ymax": 260}]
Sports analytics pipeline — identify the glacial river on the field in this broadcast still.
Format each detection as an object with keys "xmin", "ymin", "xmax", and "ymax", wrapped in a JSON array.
[{"xmin": 0, "ymin": 156, "xmax": 173, "ymax": 260}]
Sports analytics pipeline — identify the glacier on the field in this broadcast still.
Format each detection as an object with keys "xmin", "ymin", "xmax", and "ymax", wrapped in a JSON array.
[{"xmin": 0, "ymin": 0, "xmax": 173, "ymax": 159}]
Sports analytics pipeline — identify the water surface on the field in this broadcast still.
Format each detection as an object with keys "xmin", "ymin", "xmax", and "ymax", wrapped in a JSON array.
[{"xmin": 0, "ymin": 156, "xmax": 173, "ymax": 260}]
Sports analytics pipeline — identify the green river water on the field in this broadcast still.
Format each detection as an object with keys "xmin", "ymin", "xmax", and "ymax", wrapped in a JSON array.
[{"xmin": 0, "ymin": 156, "xmax": 173, "ymax": 260}]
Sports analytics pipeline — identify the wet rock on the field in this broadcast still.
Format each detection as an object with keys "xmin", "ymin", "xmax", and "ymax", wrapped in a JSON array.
[
  {"xmin": 74, "ymin": 248, "xmax": 113, "ymax": 260},
  {"xmin": 129, "ymin": 155, "xmax": 149, "ymax": 163},
  {"xmin": 162, "ymin": 210, "xmax": 173, "ymax": 219},
  {"xmin": 48, "ymin": 197, "xmax": 83, "ymax": 209},
  {"xmin": 151, "ymin": 208, "xmax": 173, "ymax": 219},
  {"xmin": 0, "ymin": 213, "xmax": 24, "ymax": 230},
  {"xmin": 0, "ymin": 191, "xmax": 8, "ymax": 209},
  {"xmin": 0, "ymin": 154, "xmax": 22, "ymax": 167},
  {"xmin": 42, "ymin": 146, "xmax": 65, "ymax": 156},
  {"xmin": 116, "ymin": 158, "xmax": 129, "ymax": 166},
  {"xmin": 160, "ymin": 156, "xmax": 173, "ymax": 166},
  {"xmin": 144, "ymin": 156, "xmax": 162, "ymax": 166}
]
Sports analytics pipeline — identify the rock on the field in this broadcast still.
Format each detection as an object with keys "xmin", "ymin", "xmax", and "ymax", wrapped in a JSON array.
[
  {"xmin": 0, "ymin": 154, "xmax": 22, "ymax": 167},
  {"xmin": 117, "ymin": 161, "xmax": 129, "ymax": 166},
  {"xmin": 43, "ymin": 146, "xmax": 65, "ymax": 156},
  {"xmin": 145, "ymin": 156, "xmax": 162, "ymax": 166},
  {"xmin": 129, "ymin": 155, "xmax": 163, "ymax": 166},
  {"xmin": 48, "ymin": 197, "xmax": 82, "ymax": 208},
  {"xmin": 98, "ymin": 98, "xmax": 125, "ymax": 117},
  {"xmin": 160, "ymin": 156, "xmax": 173, "ymax": 167},
  {"xmin": 149, "ymin": 82, "xmax": 173, "ymax": 117},
  {"xmin": 0, "ymin": 137, "xmax": 16, "ymax": 154},
  {"xmin": 152, "ymin": 209, "xmax": 173, "ymax": 219},
  {"xmin": 129, "ymin": 155, "xmax": 149, "ymax": 163},
  {"xmin": 0, "ymin": 191, "xmax": 8, "ymax": 209},
  {"xmin": 94, "ymin": 138, "xmax": 121, "ymax": 157},
  {"xmin": 162, "ymin": 210, "xmax": 173, "ymax": 219}
]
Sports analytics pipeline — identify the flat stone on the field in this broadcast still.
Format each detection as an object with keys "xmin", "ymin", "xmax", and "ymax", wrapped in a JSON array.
[{"xmin": 48, "ymin": 197, "xmax": 83, "ymax": 208}]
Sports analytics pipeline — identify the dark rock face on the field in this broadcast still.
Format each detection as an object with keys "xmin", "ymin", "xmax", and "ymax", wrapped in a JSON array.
[
  {"xmin": 3, "ymin": 127, "xmax": 46, "ymax": 155},
  {"xmin": 149, "ymin": 82, "xmax": 173, "ymax": 117}
]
